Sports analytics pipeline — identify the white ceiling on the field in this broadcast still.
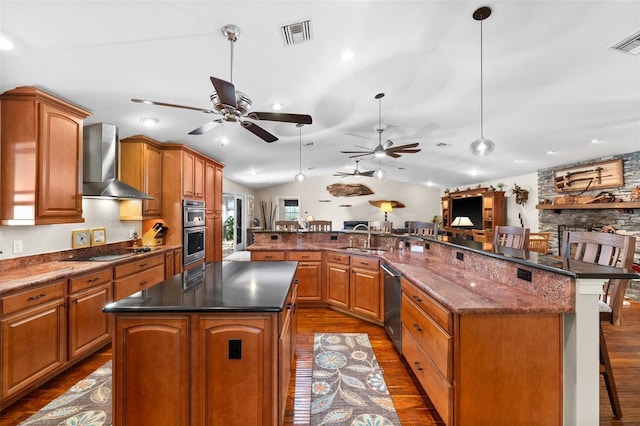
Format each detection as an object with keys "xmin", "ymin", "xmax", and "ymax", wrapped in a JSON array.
[{"xmin": 2, "ymin": 1, "xmax": 639, "ymax": 190}]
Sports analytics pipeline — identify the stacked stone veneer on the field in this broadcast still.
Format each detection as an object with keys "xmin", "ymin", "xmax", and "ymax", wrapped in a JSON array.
[{"xmin": 537, "ymin": 150, "xmax": 640, "ymax": 299}]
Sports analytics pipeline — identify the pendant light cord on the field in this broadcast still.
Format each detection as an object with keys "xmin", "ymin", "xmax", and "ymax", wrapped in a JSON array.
[
  {"xmin": 479, "ymin": 17, "xmax": 484, "ymax": 139},
  {"xmin": 299, "ymin": 126, "xmax": 303, "ymax": 174},
  {"xmin": 229, "ymin": 39, "xmax": 234, "ymax": 84}
]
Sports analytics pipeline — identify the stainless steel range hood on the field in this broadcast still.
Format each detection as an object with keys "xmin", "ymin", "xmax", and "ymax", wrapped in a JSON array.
[{"xmin": 83, "ymin": 123, "xmax": 153, "ymax": 200}]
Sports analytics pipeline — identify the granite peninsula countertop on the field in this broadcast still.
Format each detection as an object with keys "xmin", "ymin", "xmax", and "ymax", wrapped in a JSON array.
[{"xmin": 103, "ymin": 261, "xmax": 298, "ymax": 313}]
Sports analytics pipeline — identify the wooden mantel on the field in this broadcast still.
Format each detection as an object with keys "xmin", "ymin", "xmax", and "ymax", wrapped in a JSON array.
[{"xmin": 536, "ymin": 202, "xmax": 640, "ymax": 211}]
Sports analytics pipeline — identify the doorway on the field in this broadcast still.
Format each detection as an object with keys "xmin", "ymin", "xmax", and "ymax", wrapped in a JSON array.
[{"xmin": 222, "ymin": 193, "xmax": 245, "ymax": 256}]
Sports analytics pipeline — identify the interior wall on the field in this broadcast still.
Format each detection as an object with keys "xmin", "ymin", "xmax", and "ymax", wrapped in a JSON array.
[{"xmin": 253, "ymin": 175, "xmax": 441, "ymax": 230}]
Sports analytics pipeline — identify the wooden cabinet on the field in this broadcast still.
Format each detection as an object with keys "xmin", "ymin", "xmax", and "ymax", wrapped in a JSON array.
[
  {"xmin": 67, "ymin": 268, "xmax": 113, "ymax": 360},
  {"xmin": 0, "ymin": 86, "xmax": 91, "ymax": 225},
  {"xmin": 326, "ymin": 252, "xmax": 382, "ymax": 322},
  {"xmin": 1, "ymin": 280, "xmax": 67, "ymax": 401},
  {"xmin": 165, "ymin": 248, "xmax": 183, "ymax": 278},
  {"xmin": 251, "ymin": 251, "xmax": 287, "ymax": 261},
  {"xmin": 183, "ymin": 151, "xmax": 205, "ymax": 200},
  {"xmin": 205, "ymin": 160, "xmax": 224, "ymax": 262},
  {"xmin": 441, "ymin": 188, "xmax": 505, "ymax": 233},
  {"xmin": 287, "ymin": 251, "xmax": 322, "ymax": 302},
  {"xmin": 113, "ymin": 253, "xmax": 165, "ymax": 300},
  {"xmin": 401, "ymin": 277, "xmax": 562, "ymax": 425},
  {"xmin": 119, "ymin": 135, "xmax": 163, "ymax": 218}
]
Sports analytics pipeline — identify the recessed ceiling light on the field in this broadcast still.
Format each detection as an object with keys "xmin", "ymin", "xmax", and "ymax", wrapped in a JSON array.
[
  {"xmin": 220, "ymin": 136, "xmax": 229, "ymax": 146},
  {"xmin": 140, "ymin": 117, "xmax": 158, "ymax": 126},
  {"xmin": 591, "ymin": 138, "xmax": 602, "ymax": 144},
  {"xmin": 0, "ymin": 35, "xmax": 14, "ymax": 50},
  {"xmin": 341, "ymin": 48, "xmax": 354, "ymax": 61},
  {"xmin": 547, "ymin": 150, "xmax": 557, "ymax": 155},
  {"xmin": 270, "ymin": 102, "xmax": 283, "ymax": 111},
  {"xmin": 515, "ymin": 159, "xmax": 524, "ymax": 163}
]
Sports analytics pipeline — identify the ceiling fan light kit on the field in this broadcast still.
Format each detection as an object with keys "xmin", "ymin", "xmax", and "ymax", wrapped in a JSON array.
[{"xmin": 470, "ymin": 6, "xmax": 496, "ymax": 157}]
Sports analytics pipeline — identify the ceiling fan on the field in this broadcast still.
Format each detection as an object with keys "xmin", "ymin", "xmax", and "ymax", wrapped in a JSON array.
[
  {"xmin": 333, "ymin": 160, "xmax": 375, "ymax": 178},
  {"xmin": 341, "ymin": 93, "xmax": 421, "ymax": 158},
  {"xmin": 131, "ymin": 24, "xmax": 312, "ymax": 143}
]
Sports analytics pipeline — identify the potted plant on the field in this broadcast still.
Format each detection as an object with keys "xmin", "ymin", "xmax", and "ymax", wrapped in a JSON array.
[{"xmin": 224, "ymin": 216, "xmax": 235, "ymax": 241}]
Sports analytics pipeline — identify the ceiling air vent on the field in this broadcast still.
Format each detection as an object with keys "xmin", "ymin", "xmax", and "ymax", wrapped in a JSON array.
[
  {"xmin": 280, "ymin": 20, "xmax": 312, "ymax": 46},
  {"xmin": 610, "ymin": 29, "xmax": 640, "ymax": 55}
]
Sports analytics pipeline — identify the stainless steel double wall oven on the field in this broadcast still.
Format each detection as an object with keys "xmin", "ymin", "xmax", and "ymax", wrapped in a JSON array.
[{"xmin": 183, "ymin": 199, "xmax": 205, "ymax": 265}]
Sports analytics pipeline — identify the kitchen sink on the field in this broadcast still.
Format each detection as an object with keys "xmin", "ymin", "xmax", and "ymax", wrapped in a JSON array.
[
  {"xmin": 61, "ymin": 247, "xmax": 155, "ymax": 262},
  {"xmin": 339, "ymin": 246, "xmax": 387, "ymax": 255}
]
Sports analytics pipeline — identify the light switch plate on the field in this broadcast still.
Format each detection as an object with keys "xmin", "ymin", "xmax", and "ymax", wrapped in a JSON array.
[{"xmin": 410, "ymin": 245, "xmax": 424, "ymax": 252}]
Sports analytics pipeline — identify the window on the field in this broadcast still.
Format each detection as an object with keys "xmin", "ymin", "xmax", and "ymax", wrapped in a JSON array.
[{"xmin": 283, "ymin": 199, "xmax": 299, "ymax": 221}]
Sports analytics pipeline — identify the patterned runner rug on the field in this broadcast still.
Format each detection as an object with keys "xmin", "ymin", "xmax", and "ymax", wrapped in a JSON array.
[
  {"xmin": 18, "ymin": 361, "xmax": 112, "ymax": 426},
  {"xmin": 310, "ymin": 333, "xmax": 401, "ymax": 425}
]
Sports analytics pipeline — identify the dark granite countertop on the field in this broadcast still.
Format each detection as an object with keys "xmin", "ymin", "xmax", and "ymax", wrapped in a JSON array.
[{"xmin": 103, "ymin": 261, "xmax": 298, "ymax": 313}]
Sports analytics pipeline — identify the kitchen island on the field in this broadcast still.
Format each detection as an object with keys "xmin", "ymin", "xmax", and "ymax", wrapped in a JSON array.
[{"xmin": 103, "ymin": 260, "xmax": 298, "ymax": 426}]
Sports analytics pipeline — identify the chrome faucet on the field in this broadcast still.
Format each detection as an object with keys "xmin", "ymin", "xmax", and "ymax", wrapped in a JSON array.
[{"xmin": 352, "ymin": 223, "xmax": 371, "ymax": 248}]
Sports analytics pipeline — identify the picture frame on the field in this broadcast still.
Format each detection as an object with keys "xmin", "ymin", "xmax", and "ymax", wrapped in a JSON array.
[
  {"xmin": 91, "ymin": 227, "xmax": 107, "ymax": 246},
  {"xmin": 72, "ymin": 229, "xmax": 91, "ymax": 249},
  {"xmin": 553, "ymin": 158, "xmax": 623, "ymax": 193}
]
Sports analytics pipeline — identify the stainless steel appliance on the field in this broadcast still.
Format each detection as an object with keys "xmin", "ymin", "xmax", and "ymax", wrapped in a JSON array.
[
  {"xmin": 183, "ymin": 200, "xmax": 206, "ymax": 265},
  {"xmin": 382, "ymin": 263, "xmax": 402, "ymax": 353}
]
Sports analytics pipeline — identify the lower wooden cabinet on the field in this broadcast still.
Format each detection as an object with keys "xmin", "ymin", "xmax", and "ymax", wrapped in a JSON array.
[
  {"xmin": 287, "ymin": 251, "xmax": 322, "ymax": 302},
  {"xmin": 164, "ymin": 248, "xmax": 183, "ymax": 278},
  {"xmin": 68, "ymin": 267, "xmax": 113, "ymax": 360},
  {"xmin": 114, "ymin": 253, "xmax": 165, "ymax": 300},
  {"xmin": 401, "ymin": 277, "xmax": 563, "ymax": 425},
  {"xmin": 1, "ymin": 280, "xmax": 67, "ymax": 401},
  {"xmin": 326, "ymin": 252, "xmax": 350, "ymax": 309}
]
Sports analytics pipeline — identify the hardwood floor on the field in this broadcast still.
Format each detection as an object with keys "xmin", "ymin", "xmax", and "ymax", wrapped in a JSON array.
[{"xmin": 1, "ymin": 302, "xmax": 639, "ymax": 425}]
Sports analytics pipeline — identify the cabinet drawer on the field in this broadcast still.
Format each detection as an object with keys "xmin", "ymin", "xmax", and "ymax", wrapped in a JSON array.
[
  {"xmin": 402, "ymin": 278, "xmax": 452, "ymax": 334},
  {"xmin": 251, "ymin": 251, "xmax": 286, "ymax": 261},
  {"xmin": 350, "ymin": 255, "xmax": 379, "ymax": 270},
  {"xmin": 1, "ymin": 280, "xmax": 65, "ymax": 316},
  {"xmin": 402, "ymin": 329, "xmax": 452, "ymax": 424},
  {"xmin": 68, "ymin": 268, "xmax": 113, "ymax": 293},
  {"xmin": 326, "ymin": 252, "xmax": 350, "ymax": 265},
  {"xmin": 402, "ymin": 293, "xmax": 452, "ymax": 380},
  {"xmin": 287, "ymin": 251, "xmax": 322, "ymax": 262},
  {"xmin": 114, "ymin": 253, "xmax": 164, "ymax": 279},
  {"xmin": 114, "ymin": 264, "xmax": 165, "ymax": 300}
]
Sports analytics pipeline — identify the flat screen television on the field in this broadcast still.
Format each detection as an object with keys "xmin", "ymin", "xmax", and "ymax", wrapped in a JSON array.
[{"xmin": 451, "ymin": 196, "xmax": 482, "ymax": 229}]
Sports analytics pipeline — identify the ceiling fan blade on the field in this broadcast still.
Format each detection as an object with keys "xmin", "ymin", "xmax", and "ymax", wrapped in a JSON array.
[
  {"xmin": 210, "ymin": 76, "xmax": 237, "ymax": 108},
  {"xmin": 241, "ymin": 121, "xmax": 278, "ymax": 143},
  {"xmin": 347, "ymin": 152, "xmax": 372, "ymax": 158},
  {"xmin": 353, "ymin": 144, "xmax": 374, "ymax": 151},
  {"xmin": 390, "ymin": 142, "xmax": 419, "ymax": 150},
  {"xmin": 388, "ymin": 148, "xmax": 422, "ymax": 154},
  {"xmin": 383, "ymin": 139, "xmax": 394, "ymax": 149},
  {"xmin": 247, "ymin": 112, "xmax": 312, "ymax": 125},
  {"xmin": 333, "ymin": 172, "xmax": 350, "ymax": 177},
  {"xmin": 361, "ymin": 170, "xmax": 376, "ymax": 177},
  {"xmin": 340, "ymin": 149, "xmax": 373, "ymax": 154},
  {"xmin": 131, "ymin": 98, "xmax": 216, "ymax": 114},
  {"xmin": 387, "ymin": 152, "xmax": 402, "ymax": 159},
  {"xmin": 189, "ymin": 120, "xmax": 222, "ymax": 135}
]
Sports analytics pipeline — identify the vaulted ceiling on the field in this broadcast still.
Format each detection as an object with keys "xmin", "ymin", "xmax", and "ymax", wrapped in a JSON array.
[{"xmin": 1, "ymin": 1, "xmax": 639, "ymax": 189}]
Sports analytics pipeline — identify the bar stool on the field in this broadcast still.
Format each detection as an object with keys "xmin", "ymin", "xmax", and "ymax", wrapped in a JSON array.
[
  {"xmin": 493, "ymin": 226, "xmax": 530, "ymax": 249},
  {"xmin": 275, "ymin": 220, "xmax": 300, "ymax": 231},
  {"xmin": 561, "ymin": 230, "xmax": 636, "ymax": 419},
  {"xmin": 308, "ymin": 220, "xmax": 332, "ymax": 231}
]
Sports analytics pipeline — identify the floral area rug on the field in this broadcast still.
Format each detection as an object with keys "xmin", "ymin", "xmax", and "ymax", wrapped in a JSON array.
[
  {"xmin": 310, "ymin": 333, "xmax": 401, "ymax": 426},
  {"xmin": 18, "ymin": 361, "xmax": 112, "ymax": 426}
]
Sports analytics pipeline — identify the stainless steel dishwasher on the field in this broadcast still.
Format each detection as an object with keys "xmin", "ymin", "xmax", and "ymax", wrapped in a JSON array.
[{"xmin": 382, "ymin": 263, "xmax": 402, "ymax": 353}]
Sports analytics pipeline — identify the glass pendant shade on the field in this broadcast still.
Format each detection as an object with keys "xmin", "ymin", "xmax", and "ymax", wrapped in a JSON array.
[
  {"xmin": 470, "ymin": 137, "xmax": 495, "ymax": 156},
  {"xmin": 295, "ymin": 172, "xmax": 306, "ymax": 182}
]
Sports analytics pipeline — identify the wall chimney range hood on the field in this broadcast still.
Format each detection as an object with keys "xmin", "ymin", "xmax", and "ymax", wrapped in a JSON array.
[{"xmin": 82, "ymin": 123, "xmax": 153, "ymax": 200}]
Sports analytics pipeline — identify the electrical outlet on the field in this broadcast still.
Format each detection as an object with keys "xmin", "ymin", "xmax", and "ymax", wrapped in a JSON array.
[
  {"xmin": 13, "ymin": 240, "xmax": 23, "ymax": 254},
  {"xmin": 456, "ymin": 251, "xmax": 464, "ymax": 261}
]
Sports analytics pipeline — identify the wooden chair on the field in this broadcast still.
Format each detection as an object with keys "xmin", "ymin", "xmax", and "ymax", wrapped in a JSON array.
[
  {"xmin": 471, "ymin": 229, "xmax": 492, "ymax": 243},
  {"xmin": 275, "ymin": 220, "xmax": 300, "ymax": 231},
  {"xmin": 409, "ymin": 221, "xmax": 437, "ymax": 237},
  {"xmin": 528, "ymin": 232, "xmax": 550, "ymax": 254},
  {"xmin": 370, "ymin": 221, "xmax": 392, "ymax": 233},
  {"xmin": 308, "ymin": 220, "xmax": 332, "ymax": 231},
  {"xmin": 561, "ymin": 230, "xmax": 636, "ymax": 419},
  {"xmin": 493, "ymin": 226, "xmax": 530, "ymax": 250}
]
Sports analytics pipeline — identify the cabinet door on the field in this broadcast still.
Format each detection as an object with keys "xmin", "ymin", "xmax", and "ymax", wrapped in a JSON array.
[
  {"xmin": 205, "ymin": 162, "xmax": 216, "ymax": 215},
  {"xmin": 279, "ymin": 308, "xmax": 292, "ymax": 423},
  {"xmin": 143, "ymin": 143, "xmax": 163, "ymax": 216},
  {"xmin": 183, "ymin": 151, "xmax": 196, "ymax": 198},
  {"xmin": 198, "ymin": 316, "xmax": 274, "ymax": 426},
  {"xmin": 194, "ymin": 156, "xmax": 205, "ymax": 199},
  {"xmin": 113, "ymin": 316, "xmax": 190, "ymax": 426},
  {"xmin": 37, "ymin": 102, "xmax": 84, "ymax": 222},
  {"xmin": 351, "ymin": 267, "xmax": 382, "ymax": 320},
  {"xmin": 294, "ymin": 262, "xmax": 322, "ymax": 301},
  {"xmin": 326, "ymin": 263, "xmax": 350, "ymax": 308},
  {"xmin": 68, "ymin": 283, "xmax": 112, "ymax": 360},
  {"xmin": 1, "ymin": 299, "xmax": 67, "ymax": 399}
]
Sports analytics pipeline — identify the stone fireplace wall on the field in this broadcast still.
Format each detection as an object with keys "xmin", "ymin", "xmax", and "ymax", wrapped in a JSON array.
[{"xmin": 537, "ymin": 150, "xmax": 640, "ymax": 299}]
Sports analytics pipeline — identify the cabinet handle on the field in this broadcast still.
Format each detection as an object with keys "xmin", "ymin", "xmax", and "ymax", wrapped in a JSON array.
[
  {"xmin": 139, "ymin": 262, "xmax": 148, "ymax": 267},
  {"xmin": 28, "ymin": 293, "xmax": 46, "ymax": 301},
  {"xmin": 302, "ymin": 255, "xmax": 309, "ymax": 259},
  {"xmin": 413, "ymin": 323, "xmax": 423, "ymax": 332},
  {"xmin": 413, "ymin": 295, "xmax": 423, "ymax": 303},
  {"xmin": 413, "ymin": 361, "xmax": 423, "ymax": 371},
  {"xmin": 72, "ymin": 298, "xmax": 79, "ymax": 304},
  {"xmin": 265, "ymin": 256, "xmax": 273, "ymax": 259},
  {"xmin": 88, "ymin": 277, "xmax": 99, "ymax": 283},
  {"xmin": 139, "ymin": 280, "xmax": 148, "ymax": 286}
]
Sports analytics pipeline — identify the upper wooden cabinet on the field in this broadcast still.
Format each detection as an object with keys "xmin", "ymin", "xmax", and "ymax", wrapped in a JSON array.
[
  {"xmin": 120, "ymin": 135, "xmax": 163, "ymax": 218},
  {"xmin": 441, "ymin": 188, "xmax": 505, "ymax": 232},
  {"xmin": 182, "ymin": 151, "xmax": 205, "ymax": 200},
  {"xmin": 0, "ymin": 86, "xmax": 91, "ymax": 225}
]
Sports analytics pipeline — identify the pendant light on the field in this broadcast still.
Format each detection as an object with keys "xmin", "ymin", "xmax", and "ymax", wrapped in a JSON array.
[
  {"xmin": 374, "ymin": 158, "xmax": 385, "ymax": 179},
  {"xmin": 470, "ymin": 6, "xmax": 495, "ymax": 157},
  {"xmin": 295, "ymin": 123, "xmax": 306, "ymax": 182}
]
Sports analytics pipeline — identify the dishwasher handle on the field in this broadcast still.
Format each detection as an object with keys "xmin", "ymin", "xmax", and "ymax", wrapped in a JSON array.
[{"xmin": 381, "ymin": 264, "xmax": 402, "ymax": 278}]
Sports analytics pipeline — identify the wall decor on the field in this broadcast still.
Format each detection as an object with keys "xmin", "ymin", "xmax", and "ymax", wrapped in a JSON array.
[
  {"xmin": 512, "ymin": 184, "xmax": 529, "ymax": 205},
  {"xmin": 71, "ymin": 229, "xmax": 90, "ymax": 249},
  {"xmin": 554, "ymin": 158, "xmax": 623, "ymax": 192},
  {"xmin": 326, "ymin": 183, "xmax": 373, "ymax": 197},
  {"xmin": 368, "ymin": 200, "xmax": 406, "ymax": 208},
  {"xmin": 91, "ymin": 227, "xmax": 106, "ymax": 246}
]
